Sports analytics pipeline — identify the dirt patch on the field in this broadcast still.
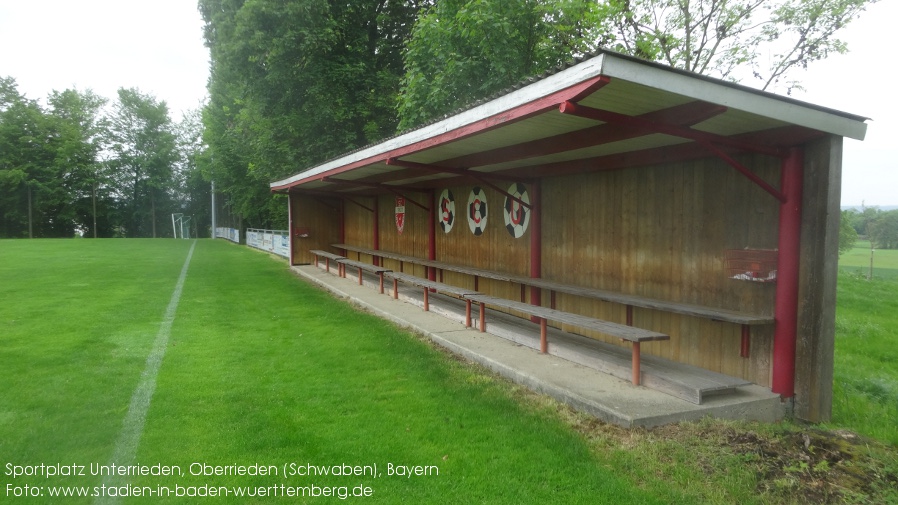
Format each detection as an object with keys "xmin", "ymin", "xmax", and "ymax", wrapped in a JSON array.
[{"xmin": 724, "ymin": 427, "xmax": 898, "ymax": 503}]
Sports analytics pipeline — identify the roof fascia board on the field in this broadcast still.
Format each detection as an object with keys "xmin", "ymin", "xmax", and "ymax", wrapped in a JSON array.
[
  {"xmin": 600, "ymin": 53, "xmax": 868, "ymax": 141},
  {"xmin": 271, "ymin": 55, "xmax": 610, "ymax": 190}
]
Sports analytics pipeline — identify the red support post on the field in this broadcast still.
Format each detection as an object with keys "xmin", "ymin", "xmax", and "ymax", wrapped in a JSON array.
[
  {"xmin": 479, "ymin": 303, "xmax": 486, "ymax": 332},
  {"xmin": 772, "ymin": 147, "xmax": 804, "ymax": 398},
  {"xmin": 428, "ymin": 190, "xmax": 436, "ymax": 283},
  {"xmin": 740, "ymin": 324, "xmax": 751, "ymax": 358},
  {"xmin": 529, "ymin": 181, "xmax": 542, "ymax": 322},
  {"xmin": 373, "ymin": 197, "xmax": 380, "ymax": 267},
  {"xmin": 287, "ymin": 192, "xmax": 295, "ymax": 266}
]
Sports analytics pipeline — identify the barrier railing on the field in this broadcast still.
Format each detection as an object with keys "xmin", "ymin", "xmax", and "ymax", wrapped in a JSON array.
[
  {"xmin": 215, "ymin": 227, "xmax": 240, "ymax": 244},
  {"xmin": 246, "ymin": 228, "xmax": 290, "ymax": 259}
]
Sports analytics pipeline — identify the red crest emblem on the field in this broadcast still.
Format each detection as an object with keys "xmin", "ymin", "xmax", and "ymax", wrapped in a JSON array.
[{"xmin": 395, "ymin": 196, "xmax": 406, "ymax": 234}]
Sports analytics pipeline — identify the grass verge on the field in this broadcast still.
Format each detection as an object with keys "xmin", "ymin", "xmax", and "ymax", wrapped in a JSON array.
[{"xmin": 1, "ymin": 239, "xmax": 896, "ymax": 504}]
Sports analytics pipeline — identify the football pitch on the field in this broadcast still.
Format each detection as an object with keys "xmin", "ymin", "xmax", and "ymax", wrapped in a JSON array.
[{"xmin": 0, "ymin": 239, "xmax": 667, "ymax": 504}]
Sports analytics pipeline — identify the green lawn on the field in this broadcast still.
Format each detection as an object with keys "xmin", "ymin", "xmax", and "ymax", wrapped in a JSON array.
[
  {"xmin": 1, "ymin": 239, "xmax": 895, "ymax": 504},
  {"xmin": 830, "ymin": 243, "xmax": 898, "ymax": 445},
  {"xmin": 839, "ymin": 240, "xmax": 898, "ymax": 280}
]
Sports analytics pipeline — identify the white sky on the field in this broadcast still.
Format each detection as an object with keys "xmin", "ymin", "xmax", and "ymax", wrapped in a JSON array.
[{"xmin": 0, "ymin": 0, "xmax": 894, "ymax": 206}]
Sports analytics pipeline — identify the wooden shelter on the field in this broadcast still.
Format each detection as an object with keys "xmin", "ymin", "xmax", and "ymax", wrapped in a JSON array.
[{"xmin": 271, "ymin": 51, "xmax": 867, "ymax": 422}]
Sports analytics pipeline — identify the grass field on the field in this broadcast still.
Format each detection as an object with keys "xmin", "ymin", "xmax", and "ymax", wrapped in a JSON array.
[
  {"xmin": 839, "ymin": 240, "xmax": 898, "ymax": 280},
  {"xmin": 831, "ymin": 242, "xmax": 898, "ymax": 446},
  {"xmin": 1, "ymin": 239, "xmax": 896, "ymax": 504}
]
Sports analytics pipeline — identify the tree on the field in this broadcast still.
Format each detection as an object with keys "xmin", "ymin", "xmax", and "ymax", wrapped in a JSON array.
[
  {"xmin": 0, "ymin": 77, "xmax": 73, "ymax": 238},
  {"xmin": 599, "ymin": 0, "xmax": 879, "ymax": 93},
  {"xmin": 200, "ymin": 0, "xmax": 425, "ymax": 229},
  {"xmin": 46, "ymin": 88, "xmax": 108, "ymax": 237},
  {"xmin": 105, "ymin": 88, "xmax": 180, "ymax": 238},
  {"xmin": 868, "ymin": 210, "xmax": 898, "ymax": 250},
  {"xmin": 397, "ymin": 0, "xmax": 603, "ymax": 130},
  {"xmin": 839, "ymin": 209, "xmax": 858, "ymax": 256}
]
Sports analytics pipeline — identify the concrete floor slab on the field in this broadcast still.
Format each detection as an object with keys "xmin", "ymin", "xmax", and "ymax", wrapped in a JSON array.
[{"xmin": 291, "ymin": 264, "xmax": 785, "ymax": 428}]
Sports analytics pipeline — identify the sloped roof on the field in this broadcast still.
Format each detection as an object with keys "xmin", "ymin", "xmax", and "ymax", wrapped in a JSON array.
[{"xmin": 271, "ymin": 50, "xmax": 867, "ymax": 194}]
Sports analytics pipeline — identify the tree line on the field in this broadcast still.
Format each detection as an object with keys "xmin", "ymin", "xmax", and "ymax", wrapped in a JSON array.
[
  {"xmin": 0, "ymin": 79, "xmax": 208, "ymax": 238},
  {"xmin": 2, "ymin": 0, "xmax": 879, "ymax": 238},
  {"xmin": 200, "ymin": 0, "xmax": 877, "ymax": 231},
  {"xmin": 841, "ymin": 207, "xmax": 898, "ymax": 252}
]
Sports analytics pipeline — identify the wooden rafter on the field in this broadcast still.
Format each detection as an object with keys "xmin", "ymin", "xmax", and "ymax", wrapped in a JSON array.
[{"xmin": 559, "ymin": 101, "xmax": 786, "ymax": 159}]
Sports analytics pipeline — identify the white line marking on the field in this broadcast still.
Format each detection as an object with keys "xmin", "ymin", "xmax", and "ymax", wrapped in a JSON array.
[{"xmin": 95, "ymin": 240, "xmax": 196, "ymax": 504}]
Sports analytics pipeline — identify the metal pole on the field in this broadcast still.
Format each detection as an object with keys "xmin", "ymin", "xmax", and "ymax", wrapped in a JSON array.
[{"xmin": 211, "ymin": 179, "xmax": 217, "ymax": 239}]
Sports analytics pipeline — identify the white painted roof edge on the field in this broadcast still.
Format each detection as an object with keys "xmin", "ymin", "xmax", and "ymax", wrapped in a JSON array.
[
  {"xmin": 270, "ymin": 55, "xmax": 609, "ymax": 189},
  {"xmin": 272, "ymin": 52, "xmax": 869, "ymax": 189},
  {"xmin": 599, "ymin": 54, "xmax": 868, "ymax": 141}
]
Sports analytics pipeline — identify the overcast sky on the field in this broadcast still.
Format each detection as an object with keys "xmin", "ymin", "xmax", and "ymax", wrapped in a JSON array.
[{"xmin": 1, "ymin": 0, "xmax": 894, "ymax": 206}]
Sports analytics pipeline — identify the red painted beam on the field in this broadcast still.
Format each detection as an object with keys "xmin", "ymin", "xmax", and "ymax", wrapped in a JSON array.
[
  {"xmin": 272, "ymin": 76, "xmax": 612, "ymax": 192},
  {"xmin": 771, "ymin": 147, "xmax": 804, "ymax": 398},
  {"xmin": 500, "ymin": 126, "xmax": 823, "ymax": 181},
  {"xmin": 559, "ymin": 101, "xmax": 786, "ymax": 159},
  {"xmin": 440, "ymin": 101, "xmax": 728, "ymax": 170}
]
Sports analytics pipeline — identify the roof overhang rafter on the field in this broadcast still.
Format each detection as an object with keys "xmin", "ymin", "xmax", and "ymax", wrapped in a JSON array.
[
  {"xmin": 321, "ymin": 177, "xmax": 430, "ymax": 210},
  {"xmin": 558, "ymin": 100, "xmax": 790, "ymax": 202},
  {"xmin": 385, "ymin": 158, "xmax": 534, "ymax": 210}
]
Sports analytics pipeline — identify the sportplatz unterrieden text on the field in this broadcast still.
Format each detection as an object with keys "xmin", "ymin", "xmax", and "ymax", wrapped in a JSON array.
[{"xmin": 5, "ymin": 462, "xmax": 439, "ymax": 479}]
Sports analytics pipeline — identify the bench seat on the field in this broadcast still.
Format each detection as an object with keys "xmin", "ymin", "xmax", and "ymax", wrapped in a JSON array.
[
  {"xmin": 465, "ymin": 294, "xmax": 669, "ymax": 386},
  {"xmin": 386, "ymin": 272, "xmax": 481, "ymax": 325},
  {"xmin": 336, "ymin": 258, "xmax": 391, "ymax": 294},
  {"xmin": 309, "ymin": 249, "xmax": 346, "ymax": 275}
]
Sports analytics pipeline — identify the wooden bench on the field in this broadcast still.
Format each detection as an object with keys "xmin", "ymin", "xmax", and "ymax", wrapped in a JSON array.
[
  {"xmin": 336, "ymin": 258, "xmax": 392, "ymax": 294},
  {"xmin": 386, "ymin": 272, "xmax": 481, "ymax": 326},
  {"xmin": 332, "ymin": 243, "xmax": 771, "ymax": 357},
  {"xmin": 465, "ymin": 294, "xmax": 670, "ymax": 386},
  {"xmin": 309, "ymin": 249, "xmax": 346, "ymax": 276}
]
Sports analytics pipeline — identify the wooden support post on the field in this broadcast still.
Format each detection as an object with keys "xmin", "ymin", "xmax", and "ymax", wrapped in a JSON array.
[
  {"xmin": 632, "ymin": 342, "xmax": 641, "ymax": 385},
  {"xmin": 357, "ymin": 268, "xmax": 363, "ymax": 285},
  {"xmin": 540, "ymin": 318, "xmax": 548, "ymax": 354},
  {"xmin": 479, "ymin": 303, "xmax": 486, "ymax": 332},
  {"xmin": 465, "ymin": 300, "xmax": 472, "ymax": 328},
  {"xmin": 741, "ymin": 324, "xmax": 750, "ymax": 358}
]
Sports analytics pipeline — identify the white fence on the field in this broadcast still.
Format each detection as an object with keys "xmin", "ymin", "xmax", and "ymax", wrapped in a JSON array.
[
  {"xmin": 215, "ymin": 227, "xmax": 240, "ymax": 244},
  {"xmin": 246, "ymin": 228, "xmax": 290, "ymax": 259}
]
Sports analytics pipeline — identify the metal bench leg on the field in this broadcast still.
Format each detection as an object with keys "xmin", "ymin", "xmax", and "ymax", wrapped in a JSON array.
[
  {"xmin": 423, "ymin": 287, "xmax": 429, "ymax": 311},
  {"xmin": 465, "ymin": 300, "xmax": 472, "ymax": 328},
  {"xmin": 479, "ymin": 303, "xmax": 486, "ymax": 332},
  {"xmin": 357, "ymin": 267, "xmax": 363, "ymax": 285},
  {"xmin": 632, "ymin": 342, "xmax": 641, "ymax": 385},
  {"xmin": 540, "ymin": 318, "xmax": 547, "ymax": 354}
]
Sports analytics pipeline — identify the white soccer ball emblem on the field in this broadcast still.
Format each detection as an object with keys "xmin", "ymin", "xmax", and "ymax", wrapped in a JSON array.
[
  {"xmin": 467, "ymin": 187, "xmax": 488, "ymax": 236},
  {"xmin": 503, "ymin": 183, "xmax": 530, "ymax": 238}
]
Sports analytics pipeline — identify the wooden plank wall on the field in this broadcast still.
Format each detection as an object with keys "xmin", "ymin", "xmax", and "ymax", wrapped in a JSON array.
[
  {"xmin": 540, "ymin": 154, "xmax": 781, "ymax": 386},
  {"xmin": 310, "ymin": 154, "xmax": 789, "ymax": 387},
  {"xmin": 289, "ymin": 195, "xmax": 342, "ymax": 265}
]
